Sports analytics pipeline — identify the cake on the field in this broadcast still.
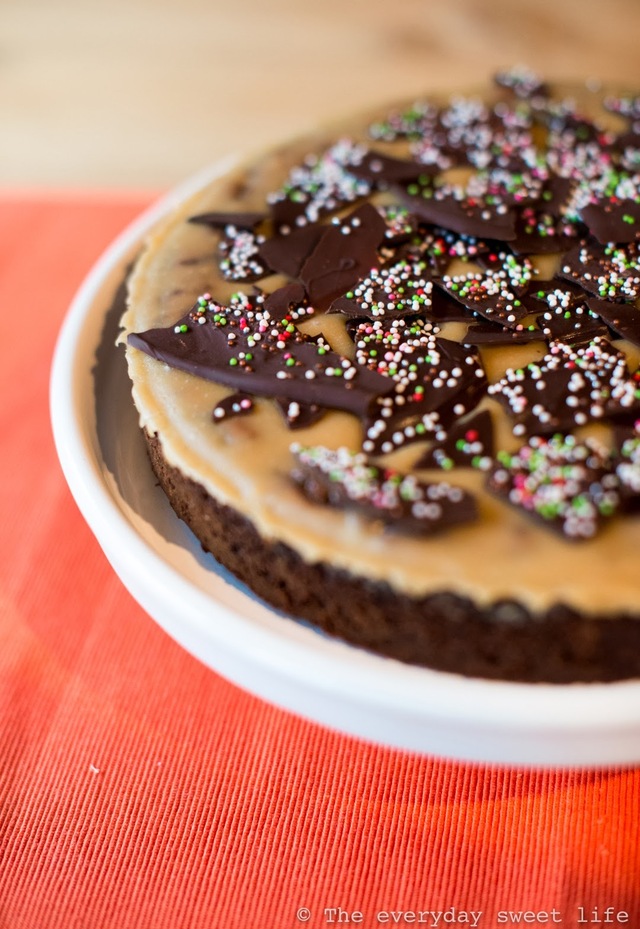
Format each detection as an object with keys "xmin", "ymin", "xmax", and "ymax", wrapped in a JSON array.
[{"xmin": 120, "ymin": 68, "xmax": 640, "ymax": 683}]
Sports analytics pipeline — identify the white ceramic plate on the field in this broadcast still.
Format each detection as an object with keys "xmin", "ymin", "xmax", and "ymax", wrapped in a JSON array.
[{"xmin": 50, "ymin": 166, "xmax": 640, "ymax": 767}]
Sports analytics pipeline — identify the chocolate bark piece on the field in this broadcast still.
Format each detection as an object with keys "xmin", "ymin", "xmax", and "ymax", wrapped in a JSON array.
[
  {"xmin": 267, "ymin": 139, "xmax": 372, "ymax": 231},
  {"xmin": 488, "ymin": 336, "xmax": 640, "ymax": 436},
  {"xmin": 128, "ymin": 289, "xmax": 393, "ymax": 418},
  {"xmin": 299, "ymin": 203, "xmax": 388, "ymax": 310},
  {"xmin": 538, "ymin": 310, "xmax": 609, "ymax": 345},
  {"xmin": 212, "ymin": 392, "xmax": 255, "ymax": 422},
  {"xmin": 416, "ymin": 409, "xmax": 494, "ymax": 470},
  {"xmin": 188, "ymin": 210, "xmax": 266, "ymax": 230},
  {"xmin": 290, "ymin": 444, "xmax": 477, "ymax": 535},
  {"xmin": 406, "ymin": 96, "xmax": 535, "ymax": 173},
  {"xmin": 394, "ymin": 176, "xmax": 518, "ymax": 241},
  {"xmin": 263, "ymin": 282, "xmax": 307, "ymax": 313},
  {"xmin": 510, "ymin": 206, "xmax": 582, "ymax": 255},
  {"xmin": 542, "ymin": 103, "xmax": 604, "ymax": 144},
  {"xmin": 488, "ymin": 434, "xmax": 620, "ymax": 540},
  {"xmin": 604, "ymin": 92, "xmax": 640, "ymax": 130},
  {"xmin": 579, "ymin": 199, "xmax": 640, "ymax": 244},
  {"xmin": 524, "ymin": 281, "xmax": 610, "ymax": 343},
  {"xmin": 328, "ymin": 255, "xmax": 435, "ymax": 320},
  {"xmin": 353, "ymin": 318, "xmax": 486, "ymax": 454},
  {"xmin": 560, "ymin": 238, "xmax": 640, "ymax": 301},
  {"xmin": 561, "ymin": 160, "xmax": 640, "ymax": 244},
  {"xmin": 275, "ymin": 397, "xmax": 324, "ymax": 429},
  {"xmin": 426, "ymin": 227, "xmax": 504, "ymax": 267},
  {"xmin": 347, "ymin": 150, "xmax": 431, "ymax": 185},
  {"xmin": 461, "ymin": 321, "xmax": 544, "ymax": 346},
  {"xmin": 376, "ymin": 205, "xmax": 423, "ymax": 248},
  {"xmin": 522, "ymin": 278, "xmax": 590, "ymax": 313},
  {"xmin": 187, "ymin": 211, "xmax": 271, "ymax": 282},
  {"xmin": 424, "ymin": 285, "xmax": 474, "ymax": 324},
  {"xmin": 369, "ymin": 100, "xmax": 439, "ymax": 143},
  {"xmin": 438, "ymin": 251, "xmax": 533, "ymax": 328},
  {"xmin": 258, "ymin": 224, "xmax": 325, "ymax": 279},
  {"xmin": 586, "ymin": 297, "xmax": 640, "ymax": 347},
  {"xmin": 216, "ymin": 227, "xmax": 269, "ymax": 282}
]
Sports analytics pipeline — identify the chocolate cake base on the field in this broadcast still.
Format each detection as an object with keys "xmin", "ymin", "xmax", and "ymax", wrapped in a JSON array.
[{"xmin": 145, "ymin": 432, "xmax": 640, "ymax": 683}]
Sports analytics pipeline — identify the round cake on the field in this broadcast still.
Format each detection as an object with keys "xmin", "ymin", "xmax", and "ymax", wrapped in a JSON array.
[{"xmin": 120, "ymin": 69, "xmax": 640, "ymax": 683}]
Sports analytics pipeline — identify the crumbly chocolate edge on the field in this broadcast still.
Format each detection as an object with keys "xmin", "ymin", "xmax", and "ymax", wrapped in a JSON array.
[{"xmin": 144, "ymin": 430, "xmax": 640, "ymax": 683}]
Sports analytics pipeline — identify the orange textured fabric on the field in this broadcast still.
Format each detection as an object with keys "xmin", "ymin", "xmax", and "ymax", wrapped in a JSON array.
[{"xmin": 1, "ymin": 192, "xmax": 639, "ymax": 929}]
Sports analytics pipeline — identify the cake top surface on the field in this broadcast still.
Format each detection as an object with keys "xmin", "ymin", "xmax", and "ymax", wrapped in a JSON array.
[{"xmin": 122, "ymin": 69, "xmax": 640, "ymax": 612}]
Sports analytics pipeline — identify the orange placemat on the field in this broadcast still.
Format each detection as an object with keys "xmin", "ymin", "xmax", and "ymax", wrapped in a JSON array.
[{"xmin": 1, "ymin": 192, "xmax": 639, "ymax": 929}]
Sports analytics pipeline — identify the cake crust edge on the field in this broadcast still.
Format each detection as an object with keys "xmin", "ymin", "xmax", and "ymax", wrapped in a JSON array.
[{"xmin": 144, "ymin": 430, "xmax": 640, "ymax": 684}]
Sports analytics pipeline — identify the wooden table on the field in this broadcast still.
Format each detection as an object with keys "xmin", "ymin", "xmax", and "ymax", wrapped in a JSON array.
[{"xmin": 4, "ymin": 0, "xmax": 640, "ymax": 188}]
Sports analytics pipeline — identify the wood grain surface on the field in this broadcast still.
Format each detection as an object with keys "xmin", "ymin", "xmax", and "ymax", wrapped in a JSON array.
[{"xmin": 3, "ymin": 0, "xmax": 640, "ymax": 188}]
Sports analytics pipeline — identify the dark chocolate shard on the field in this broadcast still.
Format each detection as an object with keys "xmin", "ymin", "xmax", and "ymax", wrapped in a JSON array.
[
  {"xmin": 488, "ymin": 335, "xmax": 640, "ymax": 436},
  {"xmin": 189, "ymin": 211, "xmax": 266, "ymax": 231},
  {"xmin": 560, "ymin": 238, "xmax": 640, "ymax": 301},
  {"xmin": 616, "ymin": 131, "xmax": 640, "ymax": 170},
  {"xmin": 290, "ymin": 444, "xmax": 477, "ymax": 535},
  {"xmin": 368, "ymin": 100, "xmax": 439, "ymax": 143},
  {"xmin": 263, "ymin": 282, "xmax": 307, "ymax": 314},
  {"xmin": 408, "ymin": 96, "xmax": 535, "ymax": 173},
  {"xmin": 275, "ymin": 397, "xmax": 324, "ymax": 430},
  {"xmin": 539, "ymin": 175, "xmax": 576, "ymax": 216},
  {"xmin": 510, "ymin": 207, "xmax": 582, "ymax": 255},
  {"xmin": 217, "ymin": 227, "xmax": 269, "ymax": 282},
  {"xmin": 187, "ymin": 210, "xmax": 271, "ymax": 282},
  {"xmin": 416, "ymin": 409, "xmax": 494, "ymax": 471},
  {"xmin": 604, "ymin": 93, "xmax": 640, "ymax": 127},
  {"xmin": 586, "ymin": 297, "xmax": 640, "ymax": 347},
  {"xmin": 347, "ymin": 150, "xmax": 431, "ymax": 185},
  {"xmin": 522, "ymin": 278, "xmax": 590, "ymax": 313},
  {"xmin": 299, "ymin": 203, "xmax": 387, "ymax": 310},
  {"xmin": 462, "ymin": 321, "xmax": 545, "ymax": 346},
  {"xmin": 328, "ymin": 255, "xmax": 435, "ymax": 320},
  {"xmin": 488, "ymin": 434, "xmax": 620, "ymax": 540},
  {"xmin": 438, "ymin": 252, "xmax": 534, "ymax": 328},
  {"xmin": 523, "ymin": 281, "xmax": 609, "ymax": 342},
  {"xmin": 258, "ymin": 223, "xmax": 325, "ymax": 279},
  {"xmin": 128, "ymin": 290, "xmax": 393, "ymax": 418},
  {"xmin": 426, "ymin": 228, "xmax": 504, "ymax": 268},
  {"xmin": 542, "ymin": 104, "xmax": 603, "ymax": 143},
  {"xmin": 352, "ymin": 318, "xmax": 486, "ymax": 454},
  {"xmin": 538, "ymin": 310, "xmax": 609, "ymax": 345},
  {"xmin": 376, "ymin": 205, "xmax": 423, "ymax": 248},
  {"xmin": 579, "ymin": 199, "xmax": 640, "ymax": 244},
  {"xmin": 394, "ymin": 178, "xmax": 517, "ymax": 241},
  {"xmin": 266, "ymin": 139, "xmax": 372, "ymax": 231},
  {"xmin": 212, "ymin": 392, "xmax": 255, "ymax": 423},
  {"xmin": 425, "ymin": 285, "xmax": 474, "ymax": 324}
]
